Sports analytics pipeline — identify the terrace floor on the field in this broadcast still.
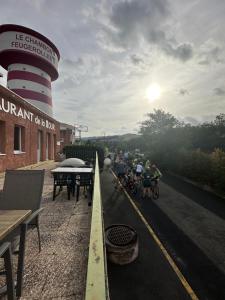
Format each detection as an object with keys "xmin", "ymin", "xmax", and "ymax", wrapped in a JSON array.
[{"xmin": 0, "ymin": 161, "xmax": 92, "ymax": 299}]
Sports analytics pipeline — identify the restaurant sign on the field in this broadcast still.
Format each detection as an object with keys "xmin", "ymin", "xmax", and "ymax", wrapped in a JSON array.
[{"xmin": 0, "ymin": 97, "xmax": 55, "ymax": 130}]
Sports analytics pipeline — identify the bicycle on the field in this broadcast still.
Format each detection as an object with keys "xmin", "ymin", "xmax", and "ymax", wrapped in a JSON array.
[
  {"xmin": 113, "ymin": 173, "xmax": 126, "ymax": 190},
  {"xmin": 126, "ymin": 177, "xmax": 138, "ymax": 194},
  {"xmin": 151, "ymin": 180, "xmax": 159, "ymax": 199}
]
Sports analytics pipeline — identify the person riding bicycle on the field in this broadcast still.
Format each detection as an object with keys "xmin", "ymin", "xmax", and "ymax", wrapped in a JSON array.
[
  {"xmin": 135, "ymin": 161, "xmax": 144, "ymax": 180},
  {"xmin": 115, "ymin": 159, "xmax": 127, "ymax": 189},
  {"xmin": 142, "ymin": 167, "xmax": 152, "ymax": 199},
  {"xmin": 132, "ymin": 158, "xmax": 138, "ymax": 174},
  {"xmin": 150, "ymin": 164, "xmax": 162, "ymax": 186},
  {"xmin": 145, "ymin": 159, "xmax": 151, "ymax": 170},
  {"xmin": 124, "ymin": 168, "xmax": 133, "ymax": 186}
]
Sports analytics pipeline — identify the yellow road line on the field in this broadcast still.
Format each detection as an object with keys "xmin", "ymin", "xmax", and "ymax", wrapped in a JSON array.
[{"xmin": 111, "ymin": 171, "xmax": 199, "ymax": 300}]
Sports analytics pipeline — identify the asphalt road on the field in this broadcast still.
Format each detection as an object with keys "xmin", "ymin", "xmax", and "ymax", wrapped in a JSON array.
[{"xmin": 101, "ymin": 170, "xmax": 225, "ymax": 300}]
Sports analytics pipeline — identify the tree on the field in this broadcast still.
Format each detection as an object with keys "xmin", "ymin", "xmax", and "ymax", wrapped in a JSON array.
[
  {"xmin": 139, "ymin": 109, "xmax": 181, "ymax": 136},
  {"xmin": 213, "ymin": 113, "xmax": 225, "ymax": 126}
]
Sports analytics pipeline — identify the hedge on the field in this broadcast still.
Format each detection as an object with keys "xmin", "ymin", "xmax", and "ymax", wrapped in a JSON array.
[{"xmin": 63, "ymin": 145, "xmax": 104, "ymax": 169}]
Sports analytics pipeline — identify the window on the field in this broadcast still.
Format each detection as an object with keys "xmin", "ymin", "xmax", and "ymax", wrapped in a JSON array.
[
  {"xmin": 0, "ymin": 121, "xmax": 6, "ymax": 154},
  {"xmin": 46, "ymin": 133, "xmax": 51, "ymax": 160},
  {"xmin": 14, "ymin": 125, "xmax": 25, "ymax": 153}
]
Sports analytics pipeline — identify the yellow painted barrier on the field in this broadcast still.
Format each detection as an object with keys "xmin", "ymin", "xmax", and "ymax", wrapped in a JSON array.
[{"xmin": 85, "ymin": 153, "xmax": 109, "ymax": 300}]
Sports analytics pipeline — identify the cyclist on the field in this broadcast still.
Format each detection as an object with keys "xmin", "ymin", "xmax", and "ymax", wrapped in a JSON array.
[
  {"xmin": 142, "ymin": 167, "xmax": 152, "ymax": 199},
  {"xmin": 150, "ymin": 164, "xmax": 162, "ymax": 195},
  {"xmin": 135, "ymin": 161, "xmax": 144, "ymax": 181},
  {"xmin": 124, "ymin": 168, "xmax": 138, "ymax": 194},
  {"xmin": 132, "ymin": 158, "xmax": 138, "ymax": 174},
  {"xmin": 115, "ymin": 159, "xmax": 127, "ymax": 189},
  {"xmin": 145, "ymin": 159, "xmax": 151, "ymax": 170}
]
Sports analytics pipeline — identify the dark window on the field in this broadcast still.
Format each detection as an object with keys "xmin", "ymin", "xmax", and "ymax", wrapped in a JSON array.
[
  {"xmin": 14, "ymin": 126, "xmax": 25, "ymax": 152},
  {"xmin": 0, "ymin": 121, "xmax": 6, "ymax": 153}
]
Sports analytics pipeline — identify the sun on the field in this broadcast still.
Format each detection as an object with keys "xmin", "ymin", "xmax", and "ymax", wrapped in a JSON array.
[{"xmin": 146, "ymin": 83, "xmax": 161, "ymax": 102}]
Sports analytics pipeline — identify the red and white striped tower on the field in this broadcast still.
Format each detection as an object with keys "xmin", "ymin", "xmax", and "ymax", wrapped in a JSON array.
[{"xmin": 0, "ymin": 24, "xmax": 60, "ymax": 117}]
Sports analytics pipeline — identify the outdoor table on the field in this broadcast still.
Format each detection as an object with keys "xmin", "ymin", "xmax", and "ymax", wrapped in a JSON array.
[
  {"xmin": 0, "ymin": 209, "xmax": 32, "ymax": 297},
  {"xmin": 0, "ymin": 210, "xmax": 31, "ymax": 240},
  {"xmin": 51, "ymin": 167, "xmax": 93, "ymax": 200}
]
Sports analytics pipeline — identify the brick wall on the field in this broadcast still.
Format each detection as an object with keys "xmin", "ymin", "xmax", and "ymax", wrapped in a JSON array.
[
  {"xmin": 60, "ymin": 128, "xmax": 73, "ymax": 151},
  {"xmin": 0, "ymin": 86, "xmax": 60, "ymax": 172}
]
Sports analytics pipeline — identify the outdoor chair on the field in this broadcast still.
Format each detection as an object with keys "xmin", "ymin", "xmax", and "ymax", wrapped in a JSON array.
[
  {"xmin": 0, "ymin": 169, "xmax": 45, "ymax": 250},
  {"xmin": 0, "ymin": 242, "xmax": 15, "ymax": 300},
  {"xmin": 52, "ymin": 173, "xmax": 75, "ymax": 200},
  {"xmin": 0, "ymin": 169, "xmax": 45, "ymax": 296},
  {"xmin": 76, "ymin": 173, "xmax": 94, "ymax": 205}
]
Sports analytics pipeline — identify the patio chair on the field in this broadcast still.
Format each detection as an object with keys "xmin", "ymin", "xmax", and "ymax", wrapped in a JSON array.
[
  {"xmin": 0, "ymin": 169, "xmax": 45, "ymax": 250},
  {"xmin": 52, "ymin": 173, "xmax": 75, "ymax": 200},
  {"xmin": 0, "ymin": 242, "xmax": 15, "ymax": 300},
  {"xmin": 0, "ymin": 169, "xmax": 45, "ymax": 296},
  {"xmin": 76, "ymin": 173, "xmax": 94, "ymax": 205}
]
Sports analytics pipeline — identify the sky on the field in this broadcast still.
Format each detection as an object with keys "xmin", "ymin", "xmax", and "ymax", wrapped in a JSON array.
[{"xmin": 0, "ymin": 0, "xmax": 225, "ymax": 136}]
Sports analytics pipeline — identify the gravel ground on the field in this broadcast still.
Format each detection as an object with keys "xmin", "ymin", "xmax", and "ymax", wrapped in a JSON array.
[{"xmin": 0, "ymin": 161, "xmax": 92, "ymax": 299}]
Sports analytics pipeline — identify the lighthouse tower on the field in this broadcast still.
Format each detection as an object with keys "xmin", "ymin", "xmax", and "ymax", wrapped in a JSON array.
[{"xmin": 0, "ymin": 24, "xmax": 60, "ymax": 116}]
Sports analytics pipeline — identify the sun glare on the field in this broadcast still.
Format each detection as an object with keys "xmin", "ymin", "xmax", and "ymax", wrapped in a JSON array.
[{"xmin": 146, "ymin": 83, "xmax": 161, "ymax": 102}]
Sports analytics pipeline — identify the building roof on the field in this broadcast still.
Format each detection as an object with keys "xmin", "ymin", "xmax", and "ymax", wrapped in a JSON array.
[{"xmin": 60, "ymin": 122, "xmax": 74, "ymax": 130}]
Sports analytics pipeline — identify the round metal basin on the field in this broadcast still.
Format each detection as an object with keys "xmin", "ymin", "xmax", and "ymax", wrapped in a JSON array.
[{"xmin": 105, "ymin": 224, "xmax": 139, "ymax": 265}]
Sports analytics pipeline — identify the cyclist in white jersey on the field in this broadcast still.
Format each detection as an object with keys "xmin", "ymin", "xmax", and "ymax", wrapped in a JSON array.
[{"xmin": 135, "ymin": 162, "xmax": 144, "ymax": 178}]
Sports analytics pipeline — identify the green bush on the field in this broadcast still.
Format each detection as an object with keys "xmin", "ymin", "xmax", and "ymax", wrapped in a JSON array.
[
  {"xmin": 211, "ymin": 148, "xmax": 225, "ymax": 191},
  {"xmin": 166, "ymin": 148, "xmax": 225, "ymax": 193}
]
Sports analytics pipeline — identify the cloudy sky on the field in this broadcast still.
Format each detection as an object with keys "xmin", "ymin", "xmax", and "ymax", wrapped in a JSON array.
[{"xmin": 0, "ymin": 0, "xmax": 225, "ymax": 136}]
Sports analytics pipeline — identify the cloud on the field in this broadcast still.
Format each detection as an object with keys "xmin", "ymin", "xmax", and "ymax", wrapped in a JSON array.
[
  {"xmin": 198, "ymin": 44, "xmax": 224, "ymax": 65},
  {"xmin": 100, "ymin": 0, "xmax": 193, "ymax": 61},
  {"xmin": 179, "ymin": 88, "xmax": 189, "ymax": 96},
  {"xmin": 213, "ymin": 87, "xmax": 225, "ymax": 96},
  {"xmin": 181, "ymin": 116, "xmax": 199, "ymax": 125},
  {"xmin": 180, "ymin": 115, "xmax": 217, "ymax": 126},
  {"xmin": 163, "ymin": 43, "xmax": 193, "ymax": 62},
  {"xmin": 130, "ymin": 54, "xmax": 144, "ymax": 65}
]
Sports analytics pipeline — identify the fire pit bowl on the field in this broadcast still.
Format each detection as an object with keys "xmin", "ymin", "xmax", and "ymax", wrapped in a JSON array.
[{"xmin": 105, "ymin": 224, "xmax": 139, "ymax": 265}]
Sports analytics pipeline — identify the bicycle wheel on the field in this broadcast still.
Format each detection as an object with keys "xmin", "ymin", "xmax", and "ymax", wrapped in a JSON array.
[
  {"xmin": 131, "ymin": 183, "xmax": 138, "ymax": 194},
  {"xmin": 152, "ymin": 185, "xmax": 159, "ymax": 199}
]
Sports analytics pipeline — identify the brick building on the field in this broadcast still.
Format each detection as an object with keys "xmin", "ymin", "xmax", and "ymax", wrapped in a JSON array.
[
  {"xmin": 59, "ymin": 123, "xmax": 75, "ymax": 151},
  {"xmin": 0, "ymin": 85, "xmax": 60, "ymax": 172}
]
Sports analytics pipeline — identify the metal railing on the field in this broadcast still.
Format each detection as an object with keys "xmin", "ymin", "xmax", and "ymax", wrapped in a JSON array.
[{"xmin": 85, "ymin": 153, "xmax": 109, "ymax": 300}]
